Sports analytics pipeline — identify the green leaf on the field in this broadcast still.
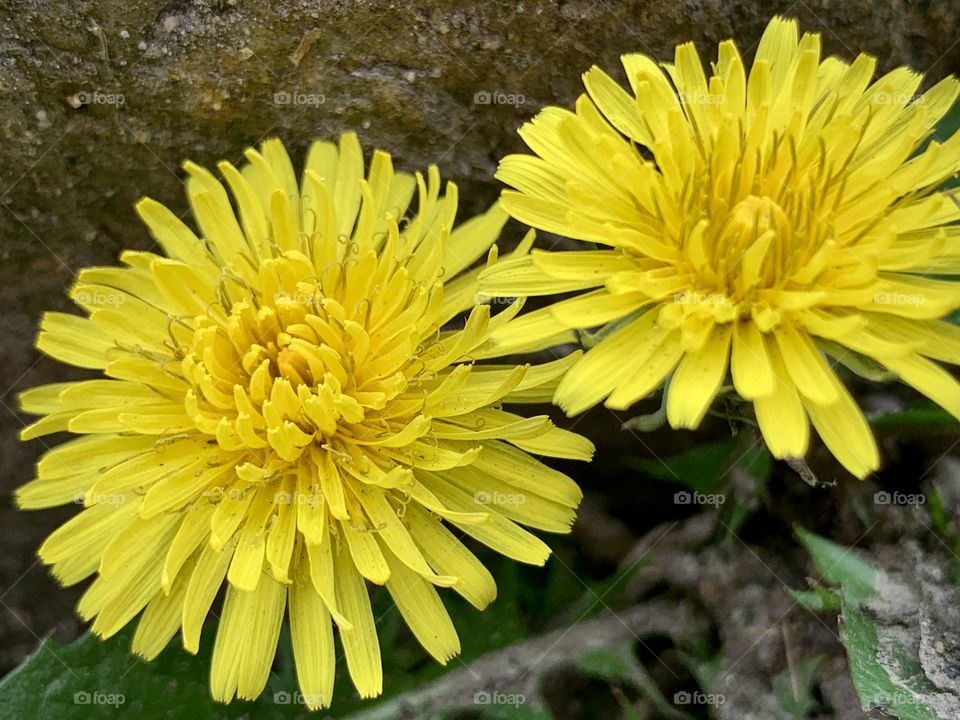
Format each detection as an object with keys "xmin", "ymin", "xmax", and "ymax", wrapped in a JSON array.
[
  {"xmin": 775, "ymin": 656, "xmax": 824, "ymax": 718},
  {"xmin": 0, "ymin": 557, "xmax": 562, "ymax": 720},
  {"xmin": 796, "ymin": 530, "xmax": 960, "ymax": 719},
  {"xmin": 928, "ymin": 490, "xmax": 950, "ymax": 535},
  {"xmin": 576, "ymin": 645, "xmax": 692, "ymax": 720},
  {"xmin": 932, "ymin": 97, "xmax": 960, "ymax": 191},
  {"xmin": 580, "ymin": 306, "xmax": 648, "ymax": 348},
  {"xmin": 562, "ymin": 557, "xmax": 648, "ymax": 623},
  {"xmin": 738, "ymin": 441, "xmax": 773, "ymax": 482},
  {"xmin": 577, "ymin": 646, "xmax": 633, "ymax": 682},
  {"xmin": 787, "ymin": 586, "xmax": 840, "ymax": 613},
  {"xmin": 794, "ymin": 527, "xmax": 876, "ymax": 604},
  {"xmin": 0, "ymin": 627, "xmax": 298, "ymax": 720},
  {"xmin": 841, "ymin": 591, "xmax": 941, "ymax": 720},
  {"xmin": 675, "ymin": 651, "xmax": 723, "ymax": 694},
  {"xmin": 627, "ymin": 437, "xmax": 739, "ymax": 493},
  {"xmin": 934, "ymin": 97, "xmax": 960, "ymax": 147},
  {"xmin": 869, "ymin": 402, "xmax": 960, "ymax": 434}
]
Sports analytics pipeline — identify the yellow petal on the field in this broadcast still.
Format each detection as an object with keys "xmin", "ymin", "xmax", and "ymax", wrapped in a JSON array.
[
  {"xmin": 354, "ymin": 485, "xmax": 456, "ymax": 586},
  {"xmin": 162, "ymin": 506, "xmax": 214, "ymax": 593},
  {"xmin": 342, "ymin": 519, "xmax": 391, "ymax": 585},
  {"xmin": 182, "ymin": 537, "xmax": 235, "ymax": 654},
  {"xmin": 265, "ymin": 475, "xmax": 298, "ymax": 583},
  {"xmin": 333, "ymin": 537, "xmax": 383, "ymax": 699},
  {"xmin": 305, "ymin": 521, "xmax": 353, "ymax": 630},
  {"xmin": 802, "ymin": 373, "xmax": 879, "ymax": 479},
  {"xmin": 444, "ymin": 202, "xmax": 509, "ymax": 276},
  {"xmin": 883, "ymin": 353, "xmax": 960, "ymax": 421},
  {"xmin": 289, "ymin": 544, "xmax": 335, "ymax": 711},
  {"xmin": 666, "ymin": 325, "xmax": 731, "ymax": 429},
  {"xmin": 133, "ymin": 553, "xmax": 193, "ymax": 660},
  {"xmin": 382, "ymin": 546, "xmax": 461, "ymax": 663},
  {"xmin": 405, "ymin": 505, "xmax": 496, "ymax": 610},
  {"xmin": 549, "ymin": 289, "xmax": 647, "ymax": 329},
  {"xmin": 210, "ymin": 575, "xmax": 285, "ymax": 702},
  {"xmin": 605, "ymin": 327, "xmax": 683, "ymax": 411},
  {"xmin": 582, "ymin": 66, "xmax": 651, "ymax": 144},
  {"xmin": 35, "ymin": 312, "xmax": 113, "ymax": 369},
  {"xmin": 468, "ymin": 440, "xmax": 583, "ymax": 506},
  {"xmin": 731, "ymin": 321, "xmax": 774, "ymax": 399},
  {"xmin": 134, "ymin": 197, "xmax": 213, "ymax": 270},
  {"xmin": 773, "ymin": 323, "xmax": 839, "ymax": 405},
  {"xmin": 478, "ymin": 251, "xmax": 616, "ymax": 296},
  {"xmin": 555, "ymin": 309, "xmax": 659, "ymax": 414},
  {"xmin": 754, "ymin": 338, "xmax": 809, "ymax": 459},
  {"xmin": 416, "ymin": 471, "xmax": 552, "ymax": 565}
]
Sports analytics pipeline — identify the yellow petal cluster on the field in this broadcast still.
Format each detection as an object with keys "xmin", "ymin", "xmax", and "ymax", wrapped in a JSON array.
[
  {"xmin": 482, "ymin": 17, "xmax": 960, "ymax": 478},
  {"xmin": 19, "ymin": 134, "xmax": 591, "ymax": 707}
]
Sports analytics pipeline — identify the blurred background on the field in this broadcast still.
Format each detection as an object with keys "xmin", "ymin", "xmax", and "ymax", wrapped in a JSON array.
[{"xmin": 2, "ymin": 1, "xmax": 960, "ymax": 718}]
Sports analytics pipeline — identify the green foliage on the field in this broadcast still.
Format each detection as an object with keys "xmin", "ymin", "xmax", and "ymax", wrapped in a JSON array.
[
  {"xmin": 774, "ymin": 656, "xmax": 824, "ymax": 718},
  {"xmin": 675, "ymin": 651, "xmax": 723, "ymax": 696},
  {"xmin": 869, "ymin": 402, "xmax": 960, "ymax": 434},
  {"xmin": 576, "ymin": 646, "xmax": 692, "ymax": 720},
  {"xmin": 0, "ymin": 546, "xmax": 593, "ymax": 720},
  {"xmin": 796, "ymin": 529, "xmax": 952, "ymax": 719},
  {"xmin": 934, "ymin": 98, "xmax": 960, "ymax": 155},
  {"xmin": 841, "ymin": 594, "xmax": 942, "ymax": 720},
  {"xmin": 0, "ymin": 627, "xmax": 291, "ymax": 720},
  {"xmin": 577, "ymin": 645, "xmax": 634, "ymax": 681},
  {"xmin": 787, "ymin": 586, "xmax": 840, "ymax": 613},
  {"xmin": 579, "ymin": 306, "xmax": 648, "ymax": 349},
  {"xmin": 627, "ymin": 437, "xmax": 745, "ymax": 494},
  {"xmin": 795, "ymin": 527, "xmax": 876, "ymax": 603}
]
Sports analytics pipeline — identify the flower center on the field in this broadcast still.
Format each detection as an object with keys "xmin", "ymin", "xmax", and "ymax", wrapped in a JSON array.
[
  {"xmin": 179, "ymin": 252, "xmax": 419, "ymax": 466},
  {"xmin": 660, "ymin": 118, "xmax": 869, "ymax": 331}
]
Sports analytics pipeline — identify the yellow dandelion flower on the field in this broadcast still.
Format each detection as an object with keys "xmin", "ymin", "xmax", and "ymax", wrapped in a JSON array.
[
  {"xmin": 480, "ymin": 16, "xmax": 960, "ymax": 479},
  {"xmin": 17, "ymin": 133, "xmax": 591, "ymax": 708}
]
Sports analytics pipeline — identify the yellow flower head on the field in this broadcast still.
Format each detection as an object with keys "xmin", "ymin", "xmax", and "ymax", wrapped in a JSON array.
[
  {"xmin": 18, "ymin": 134, "xmax": 590, "ymax": 708},
  {"xmin": 481, "ymin": 16, "xmax": 960, "ymax": 478}
]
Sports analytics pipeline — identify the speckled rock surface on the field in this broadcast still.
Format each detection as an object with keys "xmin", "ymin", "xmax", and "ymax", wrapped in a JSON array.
[{"xmin": 0, "ymin": 0, "xmax": 958, "ymax": 676}]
